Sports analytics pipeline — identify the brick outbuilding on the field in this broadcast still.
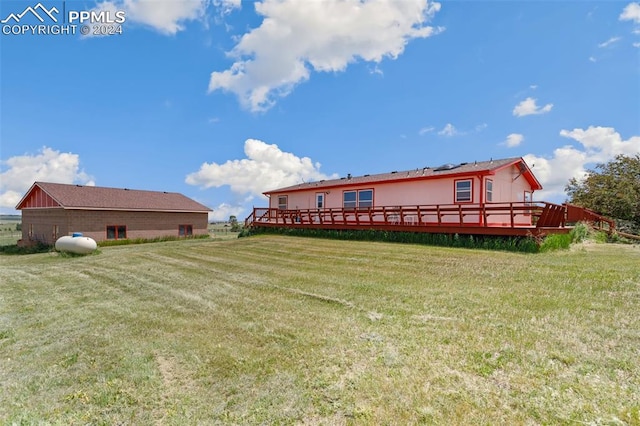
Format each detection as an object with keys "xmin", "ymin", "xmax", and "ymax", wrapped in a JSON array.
[{"xmin": 16, "ymin": 182, "xmax": 212, "ymax": 245}]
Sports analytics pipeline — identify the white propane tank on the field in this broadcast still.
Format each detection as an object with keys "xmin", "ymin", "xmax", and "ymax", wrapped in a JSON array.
[{"xmin": 55, "ymin": 235, "xmax": 97, "ymax": 254}]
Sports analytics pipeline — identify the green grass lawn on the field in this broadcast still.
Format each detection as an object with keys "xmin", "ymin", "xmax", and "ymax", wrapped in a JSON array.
[{"xmin": 1, "ymin": 236, "xmax": 638, "ymax": 424}]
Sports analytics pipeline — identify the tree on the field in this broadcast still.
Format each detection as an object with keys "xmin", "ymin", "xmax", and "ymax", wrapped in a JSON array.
[
  {"xmin": 565, "ymin": 154, "xmax": 640, "ymax": 226},
  {"xmin": 229, "ymin": 215, "xmax": 241, "ymax": 232}
]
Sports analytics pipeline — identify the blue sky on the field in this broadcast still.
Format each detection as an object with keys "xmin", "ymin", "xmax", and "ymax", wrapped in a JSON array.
[{"xmin": 1, "ymin": 0, "xmax": 639, "ymax": 220}]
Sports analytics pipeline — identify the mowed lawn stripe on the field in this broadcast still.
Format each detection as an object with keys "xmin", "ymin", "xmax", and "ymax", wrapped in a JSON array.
[{"xmin": 0, "ymin": 236, "xmax": 638, "ymax": 424}]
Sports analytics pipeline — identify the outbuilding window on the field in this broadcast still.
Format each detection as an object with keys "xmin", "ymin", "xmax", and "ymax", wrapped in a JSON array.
[
  {"xmin": 455, "ymin": 179, "xmax": 473, "ymax": 203},
  {"xmin": 106, "ymin": 225, "xmax": 126, "ymax": 240},
  {"xmin": 179, "ymin": 225, "xmax": 193, "ymax": 236}
]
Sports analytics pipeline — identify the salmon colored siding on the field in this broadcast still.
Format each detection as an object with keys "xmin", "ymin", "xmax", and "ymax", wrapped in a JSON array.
[{"xmin": 268, "ymin": 163, "xmax": 538, "ymax": 227}]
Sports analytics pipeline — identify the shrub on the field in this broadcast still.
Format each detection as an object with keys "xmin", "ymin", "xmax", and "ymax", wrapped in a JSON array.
[
  {"xmin": 593, "ymin": 231, "xmax": 608, "ymax": 244},
  {"xmin": 98, "ymin": 234, "xmax": 209, "ymax": 247},
  {"xmin": 539, "ymin": 233, "xmax": 572, "ymax": 252},
  {"xmin": 0, "ymin": 242, "xmax": 51, "ymax": 255},
  {"xmin": 569, "ymin": 222, "xmax": 590, "ymax": 243},
  {"xmin": 246, "ymin": 227, "xmax": 540, "ymax": 253}
]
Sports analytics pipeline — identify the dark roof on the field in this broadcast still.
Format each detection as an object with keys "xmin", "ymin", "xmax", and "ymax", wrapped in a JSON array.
[
  {"xmin": 265, "ymin": 157, "xmax": 542, "ymax": 194},
  {"xmin": 17, "ymin": 182, "xmax": 212, "ymax": 212}
]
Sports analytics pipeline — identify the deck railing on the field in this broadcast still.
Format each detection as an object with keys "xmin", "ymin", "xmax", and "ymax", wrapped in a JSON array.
[
  {"xmin": 564, "ymin": 203, "xmax": 615, "ymax": 231},
  {"xmin": 244, "ymin": 202, "xmax": 614, "ymax": 237},
  {"xmin": 245, "ymin": 202, "xmax": 563, "ymax": 228}
]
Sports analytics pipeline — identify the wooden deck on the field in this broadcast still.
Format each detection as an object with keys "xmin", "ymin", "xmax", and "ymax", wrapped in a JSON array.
[{"xmin": 245, "ymin": 202, "xmax": 614, "ymax": 237}]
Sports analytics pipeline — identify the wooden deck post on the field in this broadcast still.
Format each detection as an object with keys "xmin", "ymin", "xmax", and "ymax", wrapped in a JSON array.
[
  {"xmin": 482, "ymin": 203, "xmax": 487, "ymax": 227},
  {"xmin": 510, "ymin": 203, "xmax": 514, "ymax": 228}
]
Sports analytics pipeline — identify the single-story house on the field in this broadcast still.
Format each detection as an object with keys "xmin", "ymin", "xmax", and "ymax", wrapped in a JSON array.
[
  {"xmin": 262, "ymin": 157, "xmax": 543, "ymax": 227},
  {"xmin": 16, "ymin": 182, "xmax": 212, "ymax": 245}
]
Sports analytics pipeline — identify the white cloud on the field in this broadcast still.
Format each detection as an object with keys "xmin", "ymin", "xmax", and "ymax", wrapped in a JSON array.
[
  {"xmin": 369, "ymin": 65, "xmax": 384, "ymax": 76},
  {"xmin": 433, "ymin": 122, "xmax": 485, "ymax": 137},
  {"xmin": 558, "ymin": 126, "xmax": 640, "ymax": 163},
  {"xmin": 92, "ymin": 0, "xmax": 215, "ymax": 35},
  {"xmin": 503, "ymin": 133, "xmax": 524, "ymax": 148},
  {"xmin": 0, "ymin": 147, "xmax": 94, "ymax": 211},
  {"xmin": 598, "ymin": 36, "xmax": 622, "ymax": 48},
  {"xmin": 208, "ymin": 0, "xmax": 443, "ymax": 112},
  {"xmin": 634, "ymin": 42, "xmax": 640, "ymax": 48},
  {"xmin": 185, "ymin": 139, "xmax": 338, "ymax": 196},
  {"xmin": 213, "ymin": 0, "xmax": 241, "ymax": 16},
  {"xmin": 209, "ymin": 202, "xmax": 245, "ymax": 222},
  {"xmin": 620, "ymin": 2, "xmax": 640, "ymax": 23},
  {"xmin": 513, "ymin": 97, "xmax": 553, "ymax": 117},
  {"xmin": 525, "ymin": 126, "xmax": 640, "ymax": 200},
  {"xmin": 438, "ymin": 123, "xmax": 458, "ymax": 137},
  {"xmin": 418, "ymin": 126, "xmax": 435, "ymax": 135}
]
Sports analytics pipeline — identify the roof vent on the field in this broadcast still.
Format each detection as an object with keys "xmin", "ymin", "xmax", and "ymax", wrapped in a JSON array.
[
  {"xmin": 434, "ymin": 163, "xmax": 461, "ymax": 172},
  {"xmin": 347, "ymin": 173, "xmax": 352, "ymax": 179},
  {"xmin": 364, "ymin": 174, "xmax": 370, "ymax": 177},
  {"xmin": 391, "ymin": 171, "xmax": 398, "ymax": 174}
]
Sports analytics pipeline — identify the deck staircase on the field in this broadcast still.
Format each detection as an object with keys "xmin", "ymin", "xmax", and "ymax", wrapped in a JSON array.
[{"xmin": 563, "ymin": 203, "xmax": 615, "ymax": 232}]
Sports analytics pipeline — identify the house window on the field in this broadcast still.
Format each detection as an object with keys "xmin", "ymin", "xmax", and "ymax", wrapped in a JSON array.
[
  {"xmin": 455, "ymin": 179, "xmax": 472, "ymax": 203},
  {"xmin": 278, "ymin": 196, "xmax": 288, "ymax": 210},
  {"xmin": 52, "ymin": 225, "xmax": 59, "ymax": 240},
  {"xmin": 316, "ymin": 193, "xmax": 324, "ymax": 209},
  {"xmin": 179, "ymin": 225, "xmax": 193, "ymax": 236},
  {"xmin": 106, "ymin": 225, "xmax": 127, "ymax": 240},
  {"xmin": 358, "ymin": 189, "xmax": 373, "ymax": 208},
  {"xmin": 485, "ymin": 179, "xmax": 493, "ymax": 202},
  {"xmin": 343, "ymin": 191, "xmax": 357, "ymax": 209},
  {"xmin": 343, "ymin": 189, "xmax": 374, "ymax": 209}
]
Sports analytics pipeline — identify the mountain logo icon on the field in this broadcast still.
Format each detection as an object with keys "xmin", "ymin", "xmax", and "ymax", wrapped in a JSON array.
[{"xmin": 1, "ymin": 3, "xmax": 59, "ymax": 24}]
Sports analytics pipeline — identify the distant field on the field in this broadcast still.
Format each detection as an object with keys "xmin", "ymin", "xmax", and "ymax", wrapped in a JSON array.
[
  {"xmin": 0, "ymin": 219, "xmax": 21, "ymax": 246},
  {"xmin": 1, "ymin": 236, "xmax": 638, "ymax": 424}
]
